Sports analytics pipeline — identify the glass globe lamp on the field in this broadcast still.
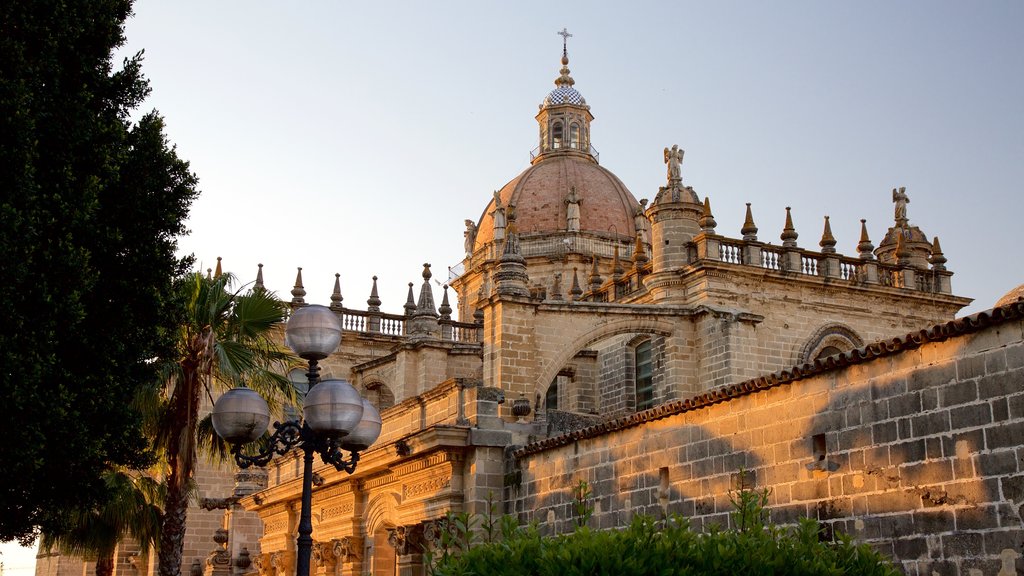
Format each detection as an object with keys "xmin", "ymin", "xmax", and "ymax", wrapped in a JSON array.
[
  {"xmin": 285, "ymin": 305, "xmax": 343, "ymax": 360},
  {"xmin": 341, "ymin": 399, "xmax": 383, "ymax": 452},
  {"xmin": 211, "ymin": 386, "xmax": 271, "ymax": 444},
  {"xmin": 303, "ymin": 379, "xmax": 364, "ymax": 438}
]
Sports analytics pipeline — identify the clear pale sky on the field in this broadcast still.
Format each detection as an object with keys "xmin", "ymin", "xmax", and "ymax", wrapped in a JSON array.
[
  {"xmin": 128, "ymin": 1, "xmax": 1023, "ymax": 317},
  {"xmin": 3, "ymin": 0, "xmax": 1022, "ymax": 564}
]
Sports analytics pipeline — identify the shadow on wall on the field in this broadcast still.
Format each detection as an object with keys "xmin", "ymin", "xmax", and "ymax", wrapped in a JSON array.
[
  {"xmin": 516, "ymin": 425, "xmax": 761, "ymax": 536},
  {"xmin": 805, "ymin": 346, "xmax": 1024, "ymax": 575}
]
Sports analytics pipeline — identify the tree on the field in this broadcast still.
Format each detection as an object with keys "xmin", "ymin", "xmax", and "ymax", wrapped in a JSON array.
[
  {"xmin": 0, "ymin": 0, "xmax": 198, "ymax": 542},
  {"xmin": 41, "ymin": 470, "xmax": 163, "ymax": 576},
  {"xmin": 153, "ymin": 272, "xmax": 293, "ymax": 576}
]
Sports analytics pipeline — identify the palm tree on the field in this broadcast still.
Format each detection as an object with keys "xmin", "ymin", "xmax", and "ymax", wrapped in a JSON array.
[
  {"xmin": 153, "ymin": 271, "xmax": 294, "ymax": 576},
  {"xmin": 41, "ymin": 469, "xmax": 163, "ymax": 576}
]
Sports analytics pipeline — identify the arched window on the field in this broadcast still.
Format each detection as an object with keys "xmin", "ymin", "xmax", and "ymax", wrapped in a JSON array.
[
  {"xmin": 635, "ymin": 340, "xmax": 654, "ymax": 410},
  {"xmin": 551, "ymin": 121, "xmax": 563, "ymax": 149},
  {"xmin": 364, "ymin": 381, "xmax": 395, "ymax": 411},
  {"xmin": 815, "ymin": 346, "xmax": 842, "ymax": 360},
  {"xmin": 545, "ymin": 378, "xmax": 559, "ymax": 411},
  {"xmin": 799, "ymin": 324, "xmax": 865, "ymax": 364},
  {"xmin": 570, "ymin": 123, "xmax": 580, "ymax": 149}
]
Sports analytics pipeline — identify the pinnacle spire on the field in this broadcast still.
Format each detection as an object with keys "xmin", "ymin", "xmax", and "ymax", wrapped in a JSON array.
[
  {"xmin": 415, "ymin": 263, "xmax": 437, "ymax": 317},
  {"xmin": 367, "ymin": 276, "xmax": 381, "ymax": 310},
  {"xmin": 570, "ymin": 267, "xmax": 583, "ymax": 300},
  {"xmin": 255, "ymin": 263, "xmax": 265, "ymax": 290},
  {"xmin": 588, "ymin": 255, "xmax": 602, "ymax": 292},
  {"xmin": 555, "ymin": 28, "xmax": 574, "ymax": 88},
  {"xmin": 699, "ymin": 197, "xmax": 717, "ymax": 233},
  {"xmin": 819, "ymin": 216, "xmax": 837, "ymax": 254},
  {"xmin": 741, "ymin": 203, "xmax": 758, "ymax": 241},
  {"xmin": 214, "ymin": 256, "xmax": 222, "ymax": 278},
  {"xmin": 857, "ymin": 219, "xmax": 875, "ymax": 259},
  {"xmin": 632, "ymin": 231, "xmax": 648, "ymax": 268},
  {"xmin": 330, "ymin": 273, "xmax": 343, "ymax": 311},
  {"xmin": 439, "ymin": 284, "xmax": 452, "ymax": 319},
  {"xmin": 781, "ymin": 207, "xmax": 798, "ymax": 247},
  {"xmin": 929, "ymin": 236, "xmax": 947, "ymax": 270},
  {"xmin": 404, "ymin": 282, "xmax": 416, "ymax": 316},
  {"xmin": 611, "ymin": 245, "xmax": 624, "ymax": 279},
  {"xmin": 290, "ymin": 267, "xmax": 306, "ymax": 304}
]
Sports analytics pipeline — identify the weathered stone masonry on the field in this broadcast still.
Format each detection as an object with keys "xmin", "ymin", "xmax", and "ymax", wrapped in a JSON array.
[{"xmin": 512, "ymin": 302, "xmax": 1024, "ymax": 576}]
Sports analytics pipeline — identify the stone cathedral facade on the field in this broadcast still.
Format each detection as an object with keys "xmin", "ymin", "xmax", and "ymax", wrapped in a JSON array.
[{"xmin": 37, "ymin": 44, "xmax": 1024, "ymax": 576}]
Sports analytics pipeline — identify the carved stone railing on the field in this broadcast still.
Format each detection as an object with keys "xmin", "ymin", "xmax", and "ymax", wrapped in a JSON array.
[
  {"xmin": 686, "ymin": 234, "xmax": 950, "ymax": 295},
  {"xmin": 334, "ymin": 308, "xmax": 482, "ymax": 343}
]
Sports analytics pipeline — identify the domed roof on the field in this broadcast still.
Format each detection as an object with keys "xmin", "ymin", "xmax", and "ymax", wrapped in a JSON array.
[
  {"xmin": 996, "ymin": 284, "xmax": 1024, "ymax": 307},
  {"xmin": 473, "ymin": 155, "xmax": 639, "ymax": 250},
  {"xmin": 544, "ymin": 85, "xmax": 586, "ymax": 106}
]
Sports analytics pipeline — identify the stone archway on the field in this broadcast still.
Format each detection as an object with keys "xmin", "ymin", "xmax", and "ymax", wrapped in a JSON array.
[
  {"xmin": 363, "ymin": 492, "xmax": 400, "ymax": 576},
  {"xmin": 532, "ymin": 316, "xmax": 678, "ymax": 401},
  {"xmin": 798, "ymin": 323, "xmax": 865, "ymax": 364}
]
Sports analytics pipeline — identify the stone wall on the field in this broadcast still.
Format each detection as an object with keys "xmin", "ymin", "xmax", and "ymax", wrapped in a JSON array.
[{"xmin": 512, "ymin": 304, "xmax": 1024, "ymax": 575}]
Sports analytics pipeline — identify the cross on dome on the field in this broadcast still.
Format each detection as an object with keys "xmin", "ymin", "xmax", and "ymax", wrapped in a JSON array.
[{"xmin": 558, "ymin": 27, "xmax": 572, "ymax": 55}]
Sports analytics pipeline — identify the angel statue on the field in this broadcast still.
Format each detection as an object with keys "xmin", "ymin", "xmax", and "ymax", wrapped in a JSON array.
[
  {"xmin": 664, "ymin": 145, "xmax": 684, "ymax": 184},
  {"xmin": 892, "ymin": 187, "xmax": 909, "ymax": 224}
]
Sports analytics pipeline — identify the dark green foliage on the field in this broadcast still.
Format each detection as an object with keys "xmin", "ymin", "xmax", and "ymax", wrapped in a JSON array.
[
  {"xmin": 0, "ymin": 0, "xmax": 197, "ymax": 542},
  {"xmin": 430, "ymin": 486, "xmax": 900, "ymax": 576}
]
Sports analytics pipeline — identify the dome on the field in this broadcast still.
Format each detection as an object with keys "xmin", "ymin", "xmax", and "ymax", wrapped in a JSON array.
[
  {"xmin": 544, "ymin": 85, "xmax": 586, "ymax": 106},
  {"xmin": 996, "ymin": 284, "xmax": 1024, "ymax": 307},
  {"xmin": 473, "ymin": 155, "xmax": 639, "ymax": 251}
]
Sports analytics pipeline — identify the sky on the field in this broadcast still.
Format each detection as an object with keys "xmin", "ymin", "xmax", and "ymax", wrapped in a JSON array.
[
  {"xmin": 3, "ymin": 0, "xmax": 1022, "ymax": 566},
  {"xmin": 118, "ymin": 1, "xmax": 1023, "ymax": 318}
]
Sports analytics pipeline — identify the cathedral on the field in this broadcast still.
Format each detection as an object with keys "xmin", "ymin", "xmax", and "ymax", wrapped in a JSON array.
[{"xmin": 36, "ymin": 39, "xmax": 1024, "ymax": 576}]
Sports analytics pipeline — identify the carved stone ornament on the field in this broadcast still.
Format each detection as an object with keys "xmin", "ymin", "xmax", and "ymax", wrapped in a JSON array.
[
  {"xmin": 332, "ymin": 537, "xmax": 358, "ymax": 563},
  {"xmin": 269, "ymin": 552, "xmax": 283, "ymax": 575},
  {"xmin": 420, "ymin": 519, "xmax": 446, "ymax": 549},
  {"xmin": 386, "ymin": 524, "xmax": 425, "ymax": 555},
  {"xmin": 311, "ymin": 542, "xmax": 327, "ymax": 568},
  {"xmin": 251, "ymin": 554, "xmax": 265, "ymax": 576}
]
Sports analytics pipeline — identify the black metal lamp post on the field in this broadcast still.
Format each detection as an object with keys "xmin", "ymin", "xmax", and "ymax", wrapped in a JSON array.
[{"xmin": 211, "ymin": 305, "xmax": 382, "ymax": 576}]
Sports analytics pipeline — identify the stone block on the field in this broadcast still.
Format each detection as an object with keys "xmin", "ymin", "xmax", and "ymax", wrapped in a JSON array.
[
  {"xmin": 939, "ymin": 379, "xmax": 978, "ymax": 407},
  {"xmin": 908, "ymin": 362, "xmax": 956, "ymax": 392},
  {"xmin": 957, "ymin": 354, "xmax": 987, "ymax": 381},
  {"xmin": 949, "ymin": 404, "xmax": 991, "ymax": 430},
  {"xmin": 910, "ymin": 411, "xmax": 950, "ymax": 437},
  {"xmin": 985, "ymin": 420, "xmax": 1024, "ymax": 450},
  {"xmin": 914, "ymin": 509, "xmax": 955, "ymax": 533},
  {"xmin": 973, "ymin": 449, "xmax": 1019, "ymax": 476},
  {"xmin": 983, "ymin": 527, "xmax": 1024, "ymax": 556},
  {"xmin": 978, "ymin": 371, "xmax": 1019, "ymax": 400},
  {"xmin": 888, "ymin": 392, "xmax": 921, "ymax": 418},
  {"xmin": 890, "ymin": 440, "xmax": 927, "ymax": 466}
]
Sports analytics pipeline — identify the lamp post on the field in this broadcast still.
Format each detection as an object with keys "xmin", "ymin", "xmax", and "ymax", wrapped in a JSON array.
[{"xmin": 211, "ymin": 305, "xmax": 382, "ymax": 576}]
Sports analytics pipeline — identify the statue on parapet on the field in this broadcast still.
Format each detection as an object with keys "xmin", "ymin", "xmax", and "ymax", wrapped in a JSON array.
[
  {"xmin": 634, "ymin": 198, "xmax": 650, "ymax": 244},
  {"xmin": 491, "ymin": 190, "xmax": 507, "ymax": 241},
  {"xmin": 664, "ymin": 144, "xmax": 684, "ymax": 185},
  {"xmin": 463, "ymin": 219, "xmax": 477, "ymax": 257},
  {"xmin": 892, "ymin": 186, "xmax": 909, "ymax": 225},
  {"xmin": 565, "ymin": 186, "xmax": 582, "ymax": 232}
]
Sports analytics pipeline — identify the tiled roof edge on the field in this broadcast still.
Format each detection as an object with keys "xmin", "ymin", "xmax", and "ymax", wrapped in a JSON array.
[{"xmin": 514, "ymin": 300, "xmax": 1024, "ymax": 458}]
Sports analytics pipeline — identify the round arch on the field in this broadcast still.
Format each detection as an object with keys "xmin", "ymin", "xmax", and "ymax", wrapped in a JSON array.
[
  {"xmin": 532, "ymin": 316, "xmax": 676, "ymax": 400},
  {"xmin": 364, "ymin": 491, "xmax": 400, "ymax": 537},
  {"xmin": 798, "ymin": 323, "xmax": 865, "ymax": 364}
]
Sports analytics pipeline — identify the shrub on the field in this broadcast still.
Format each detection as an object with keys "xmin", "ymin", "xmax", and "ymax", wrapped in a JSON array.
[{"xmin": 429, "ymin": 485, "xmax": 899, "ymax": 576}]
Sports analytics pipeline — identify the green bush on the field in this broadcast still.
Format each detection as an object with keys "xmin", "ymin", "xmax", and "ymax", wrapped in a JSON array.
[{"xmin": 429, "ymin": 486, "xmax": 899, "ymax": 576}]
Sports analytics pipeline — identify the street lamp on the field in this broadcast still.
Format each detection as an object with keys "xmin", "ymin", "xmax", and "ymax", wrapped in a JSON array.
[{"xmin": 211, "ymin": 305, "xmax": 382, "ymax": 576}]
